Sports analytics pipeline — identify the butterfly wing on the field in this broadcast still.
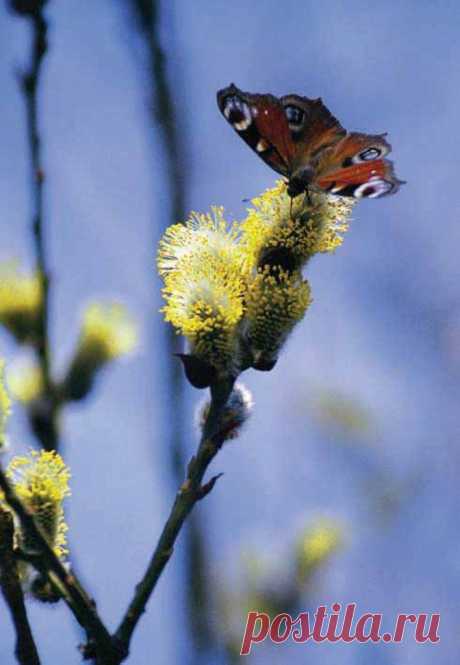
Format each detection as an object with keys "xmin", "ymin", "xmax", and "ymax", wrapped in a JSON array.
[
  {"xmin": 314, "ymin": 132, "xmax": 405, "ymax": 198},
  {"xmin": 217, "ymin": 85, "xmax": 404, "ymax": 200},
  {"xmin": 279, "ymin": 94, "xmax": 346, "ymax": 167},
  {"xmin": 217, "ymin": 84, "xmax": 296, "ymax": 177}
]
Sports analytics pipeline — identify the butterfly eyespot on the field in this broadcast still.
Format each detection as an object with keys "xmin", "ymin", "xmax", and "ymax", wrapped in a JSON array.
[
  {"xmin": 354, "ymin": 178, "xmax": 394, "ymax": 199},
  {"xmin": 284, "ymin": 104, "xmax": 305, "ymax": 130},
  {"xmin": 222, "ymin": 96, "xmax": 252, "ymax": 131},
  {"xmin": 360, "ymin": 147, "xmax": 381, "ymax": 160},
  {"xmin": 352, "ymin": 146, "xmax": 383, "ymax": 164}
]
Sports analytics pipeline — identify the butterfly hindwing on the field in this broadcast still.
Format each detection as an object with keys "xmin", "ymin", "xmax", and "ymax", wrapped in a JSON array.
[{"xmin": 315, "ymin": 133, "xmax": 404, "ymax": 198}]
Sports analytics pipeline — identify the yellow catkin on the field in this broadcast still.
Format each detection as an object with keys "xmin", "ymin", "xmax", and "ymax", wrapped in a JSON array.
[
  {"xmin": 245, "ymin": 266, "xmax": 312, "ymax": 358},
  {"xmin": 5, "ymin": 451, "xmax": 71, "ymax": 559},
  {"xmin": 80, "ymin": 303, "xmax": 137, "ymax": 360}
]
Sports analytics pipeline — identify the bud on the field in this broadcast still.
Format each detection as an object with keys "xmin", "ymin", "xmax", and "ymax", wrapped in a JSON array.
[
  {"xmin": 0, "ymin": 263, "xmax": 42, "ymax": 344},
  {"xmin": 196, "ymin": 383, "xmax": 253, "ymax": 441},
  {"xmin": 62, "ymin": 303, "xmax": 137, "ymax": 401},
  {"xmin": 7, "ymin": 355, "xmax": 44, "ymax": 404}
]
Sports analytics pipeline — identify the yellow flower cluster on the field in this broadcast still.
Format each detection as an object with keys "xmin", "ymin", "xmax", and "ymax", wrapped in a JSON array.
[
  {"xmin": 0, "ymin": 361, "xmax": 12, "ymax": 447},
  {"xmin": 241, "ymin": 181, "xmax": 353, "ymax": 269},
  {"xmin": 5, "ymin": 450, "xmax": 71, "ymax": 559},
  {"xmin": 160, "ymin": 208, "xmax": 246, "ymax": 370},
  {"xmin": 158, "ymin": 182, "xmax": 353, "ymax": 375},
  {"xmin": 296, "ymin": 519, "xmax": 343, "ymax": 583},
  {"xmin": 0, "ymin": 262, "xmax": 42, "ymax": 343},
  {"xmin": 158, "ymin": 207, "xmax": 243, "ymax": 277},
  {"xmin": 7, "ymin": 359, "xmax": 44, "ymax": 404},
  {"xmin": 61, "ymin": 302, "xmax": 138, "ymax": 401},
  {"xmin": 79, "ymin": 303, "xmax": 137, "ymax": 361},
  {"xmin": 245, "ymin": 266, "xmax": 312, "ymax": 368}
]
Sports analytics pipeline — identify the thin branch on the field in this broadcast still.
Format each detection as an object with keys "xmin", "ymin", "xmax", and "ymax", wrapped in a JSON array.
[
  {"xmin": 0, "ymin": 375, "xmax": 234, "ymax": 663},
  {"xmin": 0, "ymin": 509, "xmax": 41, "ymax": 665},
  {"xmin": 130, "ymin": 0, "xmax": 185, "ymax": 225},
  {"xmin": 20, "ymin": 6, "xmax": 59, "ymax": 450},
  {"xmin": 113, "ymin": 377, "xmax": 235, "ymax": 659},
  {"xmin": 0, "ymin": 467, "xmax": 118, "ymax": 664},
  {"xmin": 126, "ymin": 3, "xmax": 213, "ymax": 658}
]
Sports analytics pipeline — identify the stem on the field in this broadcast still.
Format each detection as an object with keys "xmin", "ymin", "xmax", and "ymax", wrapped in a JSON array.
[
  {"xmin": 127, "ymin": 2, "xmax": 213, "ymax": 659},
  {"xmin": 114, "ymin": 377, "xmax": 234, "ymax": 658},
  {"xmin": 21, "ymin": 7, "xmax": 59, "ymax": 450},
  {"xmin": 0, "ymin": 509, "xmax": 41, "ymax": 665}
]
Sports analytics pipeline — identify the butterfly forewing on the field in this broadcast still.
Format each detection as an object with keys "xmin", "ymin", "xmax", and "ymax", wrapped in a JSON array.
[
  {"xmin": 217, "ymin": 84, "xmax": 294, "ymax": 177},
  {"xmin": 280, "ymin": 94, "xmax": 346, "ymax": 165}
]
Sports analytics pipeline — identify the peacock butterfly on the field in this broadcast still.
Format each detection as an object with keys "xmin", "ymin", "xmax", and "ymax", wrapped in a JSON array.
[{"xmin": 217, "ymin": 83, "xmax": 404, "ymax": 199}]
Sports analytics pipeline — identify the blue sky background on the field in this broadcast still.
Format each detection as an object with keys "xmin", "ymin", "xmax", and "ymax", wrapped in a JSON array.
[{"xmin": 0, "ymin": 1, "xmax": 459, "ymax": 663}]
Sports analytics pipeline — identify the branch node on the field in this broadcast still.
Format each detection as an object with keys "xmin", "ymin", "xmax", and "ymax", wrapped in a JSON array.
[{"xmin": 197, "ymin": 472, "xmax": 224, "ymax": 501}]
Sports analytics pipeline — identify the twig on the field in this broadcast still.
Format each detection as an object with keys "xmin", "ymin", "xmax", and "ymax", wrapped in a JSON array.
[
  {"xmin": 0, "ymin": 467, "xmax": 118, "ymax": 664},
  {"xmin": 20, "ymin": 5, "xmax": 59, "ymax": 450},
  {"xmin": 127, "ymin": 3, "xmax": 213, "ymax": 659},
  {"xmin": 113, "ymin": 377, "xmax": 234, "ymax": 659},
  {"xmin": 0, "ymin": 508, "xmax": 41, "ymax": 665}
]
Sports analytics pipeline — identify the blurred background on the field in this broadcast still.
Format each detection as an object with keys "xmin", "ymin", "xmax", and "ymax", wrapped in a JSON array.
[{"xmin": 0, "ymin": 0, "xmax": 458, "ymax": 663}]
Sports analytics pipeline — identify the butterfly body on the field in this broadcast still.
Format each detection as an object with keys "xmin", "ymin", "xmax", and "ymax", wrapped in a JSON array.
[{"xmin": 217, "ymin": 84, "xmax": 404, "ymax": 199}]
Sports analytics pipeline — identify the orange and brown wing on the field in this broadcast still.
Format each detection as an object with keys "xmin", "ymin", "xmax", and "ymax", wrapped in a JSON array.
[
  {"xmin": 314, "ymin": 132, "xmax": 405, "ymax": 198},
  {"xmin": 217, "ymin": 84, "xmax": 295, "ymax": 177},
  {"xmin": 280, "ymin": 94, "xmax": 346, "ymax": 170}
]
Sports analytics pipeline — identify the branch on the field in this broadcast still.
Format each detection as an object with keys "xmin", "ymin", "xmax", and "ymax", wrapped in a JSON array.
[
  {"xmin": 127, "ymin": 3, "xmax": 214, "ymax": 658},
  {"xmin": 20, "ymin": 5, "xmax": 59, "ymax": 450},
  {"xmin": 0, "ymin": 508, "xmax": 41, "ymax": 665},
  {"xmin": 113, "ymin": 377, "xmax": 234, "ymax": 659},
  {"xmin": 0, "ymin": 466, "xmax": 119, "ymax": 664},
  {"xmin": 2, "ymin": 369, "xmax": 234, "ymax": 665}
]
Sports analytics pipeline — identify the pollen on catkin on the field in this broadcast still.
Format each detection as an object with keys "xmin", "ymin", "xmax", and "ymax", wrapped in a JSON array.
[
  {"xmin": 0, "ymin": 262, "xmax": 42, "ymax": 343},
  {"xmin": 158, "ymin": 207, "xmax": 244, "ymax": 278},
  {"xmin": 158, "ymin": 209, "xmax": 247, "ymax": 370},
  {"xmin": 244, "ymin": 266, "xmax": 312, "ymax": 367},
  {"xmin": 4, "ymin": 450, "xmax": 71, "ymax": 559},
  {"xmin": 157, "ymin": 181, "xmax": 356, "ymax": 377},
  {"xmin": 240, "ymin": 180, "xmax": 354, "ymax": 270}
]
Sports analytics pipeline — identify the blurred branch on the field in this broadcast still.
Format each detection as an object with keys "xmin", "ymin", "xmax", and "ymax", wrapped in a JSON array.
[
  {"xmin": 126, "ymin": 1, "xmax": 214, "ymax": 660},
  {"xmin": 127, "ymin": 0, "xmax": 185, "ymax": 478},
  {"xmin": 0, "ymin": 508, "xmax": 41, "ymax": 665},
  {"xmin": 17, "ymin": 3, "xmax": 59, "ymax": 450},
  {"xmin": 129, "ymin": 0, "xmax": 185, "ymax": 224},
  {"xmin": 114, "ymin": 377, "xmax": 234, "ymax": 659}
]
